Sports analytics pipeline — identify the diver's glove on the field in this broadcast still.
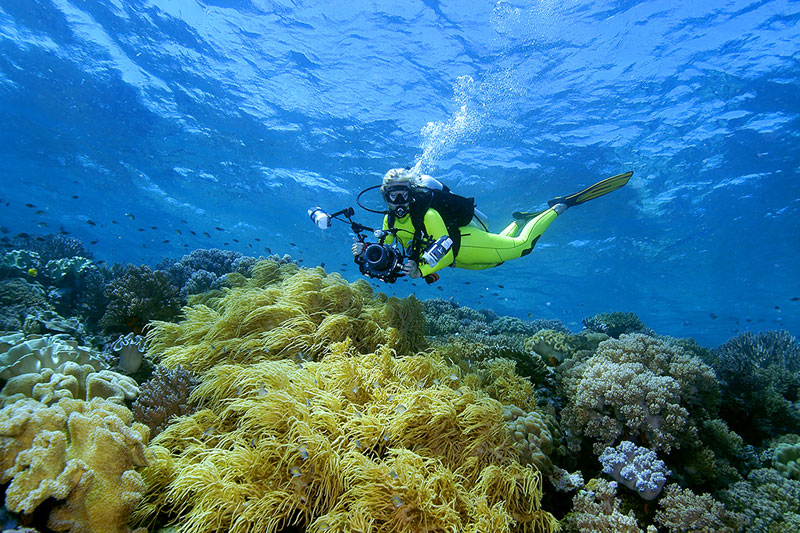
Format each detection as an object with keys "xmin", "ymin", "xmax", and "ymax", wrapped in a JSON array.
[
  {"xmin": 351, "ymin": 242, "xmax": 365, "ymax": 257},
  {"xmin": 402, "ymin": 260, "xmax": 422, "ymax": 279}
]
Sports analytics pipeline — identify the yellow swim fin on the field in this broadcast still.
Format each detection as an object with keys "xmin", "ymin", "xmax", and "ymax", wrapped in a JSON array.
[{"xmin": 547, "ymin": 171, "xmax": 633, "ymax": 208}]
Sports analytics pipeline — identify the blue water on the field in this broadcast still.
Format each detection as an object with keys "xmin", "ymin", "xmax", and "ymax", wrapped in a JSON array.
[{"xmin": 1, "ymin": 0, "xmax": 798, "ymax": 347}]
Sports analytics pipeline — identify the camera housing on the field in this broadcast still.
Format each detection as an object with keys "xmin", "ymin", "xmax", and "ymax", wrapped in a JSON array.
[{"xmin": 355, "ymin": 243, "xmax": 405, "ymax": 283}]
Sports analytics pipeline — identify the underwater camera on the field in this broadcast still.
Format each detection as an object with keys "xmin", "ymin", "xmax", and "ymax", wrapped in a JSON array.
[{"xmin": 355, "ymin": 243, "xmax": 405, "ymax": 283}]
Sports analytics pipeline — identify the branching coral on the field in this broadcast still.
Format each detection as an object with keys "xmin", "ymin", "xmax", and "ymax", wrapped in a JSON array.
[
  {"xmin": 132, "ymin": 341, "xmax": 558, "ymax": 533},
  {"xmin": 654, "ymin": 484, "xmax": 744, "ymax": 533},
  {"xmin": 560, "ymin": 334, "xmax": 720, "ymax": 454},
  {"xmin": 0, "ymin": 397, "xmax": 149, "ymax": 532},
  {"xmin": 100, "ymin": 265, "xmax": 183, "ymax": 334},
  {"xmin": 146, "ymin": 262, "xmax": 427, "ymax": 372},
  {"xmin": 709, "ymin": 330, "xmax": 800, "ymax": 444},
  {"xmin": 9, "ymin": 233, "xmax": 93, "ymax": 262},
  {"xmin": 582, "ymin": 312, "xmax": 651, "ymax": 338},
  {"xmin": 716, "ymin": 467, "xmax": 800, "ymax": 531},
  {"xmin": 132, "ymin": 365, "xmax": 199, "ymax": 439}
]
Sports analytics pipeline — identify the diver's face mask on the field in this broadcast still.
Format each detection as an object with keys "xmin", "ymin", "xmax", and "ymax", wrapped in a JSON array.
[{"xmin": 383, "ymin": 185, "xmax": 411, "ymax": 217}]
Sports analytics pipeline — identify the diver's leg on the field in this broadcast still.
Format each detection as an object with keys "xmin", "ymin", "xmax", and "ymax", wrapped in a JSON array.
[{"xmin": 499, "ymin": 220, "xmax": 519, "ymax": 237}]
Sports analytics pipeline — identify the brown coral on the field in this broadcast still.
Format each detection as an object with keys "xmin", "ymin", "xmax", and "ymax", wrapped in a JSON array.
[
  {"xmin": 131, "ymin": 365, "xmax": 199, "ymax": 438},
  {"xmin": 0, "ymin": 397, "xmax": 150, "ymax": 532}
]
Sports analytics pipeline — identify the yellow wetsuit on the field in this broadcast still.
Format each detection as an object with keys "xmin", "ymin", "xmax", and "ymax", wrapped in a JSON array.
[{"xmin": 382, "ymin": 206, "xmax": 560, "ymax": 276}]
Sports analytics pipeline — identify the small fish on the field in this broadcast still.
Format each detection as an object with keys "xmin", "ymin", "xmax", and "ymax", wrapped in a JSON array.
[
  {"xmin": 464, "ymin": 281, "xmax": 470, "ymax": 285},
  {"xmin": 125, "ymin": 213, "xmax": 135, "ymax": 220},
  {"xmin": 90, "ymin": 240, "xmax": 98, "ymax": 245},
  {"xmin": 203, "ymin": 232, "xmax": 211, "ymax": 238},
  {"xmin": 175, "ymin": 229, "xmax": 182, "ymax": 235},
  {"xmin": 437, "ymin": 286, "xmax": 443, "ymax": 291},
  {"xmin": 320, "ymin": 262, "xmax": 325, "ymax": 268},
  {"xmin": 791, "ymin": 297, "xmax": 800, "ymax": 302},
  {"xmin": 190, "ymin": 230, "xmax": 196, "ymax": 235},
  {"xmin": 27, "ymin": 268, "xmax": 37, "ymax": 277},
  {"xmin": 289, "ymin": 242, "xmax": 297, "ymax": 247},
  {"xmin": 255, "ymin": 238, "xmax": 261, "ymax": 242},
  {"xmin": 233, "ymin": 238, "xmax": 239, "ymax": 243},
  {"xmin": 86, "ymin": 220, "xmax": 96, "ymax": 226},
  {"xmin": 96, "ymin": 260, "xmax": 105, "ymax": 265},
  {"xmin": 775, "ymin": 306, "xmax": 781, "ymax": 310},
  {"xmin": 17, "ymin": 232, "xmax": 30, "ymax": 238},
  {"xmin": 138, "ymin": 228, "xmax": 145, "ymax": 232},
  {"xmin": 224, "ymin": 242, "xmax": 229, "ymax": 245},
  {"xmin": 37, "ymin": 222, "xmax": 47, "ymax": 227},
  {"xmin": 25, "ymin": 203, "xmax": 35, "ymax": 208},
  {"xmin": 35, "ymin": 210, "xmax": 46, "ymax": 215},
  {"xmin": 180, "ymin": 219, "xmax": 187, "ymax": 224},
  {"xmin": 162, "ymin": 240, "xmax": 170, "ymax": 243},
  {"xmin": 215, "ymin": 227, "xmax": 223, "ymax": 231},
  {"xmin": 497, "ymin": 284, "xmax": 504, "ymax": 288},
  {"xmin": 71, "ymin": 195, "xmax": 78, "ymax": 199},
  {"xmin": 265, "ymin": 247, "xmax": 272, "ymax": 253},
  {"xmin": 151, "ymin": 226, "xmax": 158, "ymax": 230},
  {"xmin": 112, "ymin": 220, "xmax": 118, "ymax": 224},
  {"xmin": 709, "ymin": 313, "xmax": 718, "ymax": 320}
]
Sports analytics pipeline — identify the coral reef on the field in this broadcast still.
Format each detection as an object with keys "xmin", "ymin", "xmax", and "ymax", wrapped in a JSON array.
[
  {"xmin": 422, "ymin": 297, "xmax": 568, "ymax": 337},
  {"xmin": 110, "ymin": 333, "xmax": 148, "ymax": 374},
  {"xmin": 599, "ymin": 441, "xmax": 670, "ymax": 500},
  {"xmin": 655, "ymin": 484, "xmax": 744, "ymax": 532},
  {"xmin": 709, "ymin": 330, "xmax": 800, "ymax": 444},
  {"xmin": 716, "ymin": 467, "xmax": 800, "ymax": 531},
  {"xmin": 133, "ymin": 341, "xmax": 558, "ymax": 532},
  {"xmin": 560, "ymin": 333, "xmax": 720, "ymax": 454},
  {"xmin": 1, "ymin": 361, "xmax": 138, "ymax": 407},
  {"xmin": 0, "ymin": 250, "xmax": 41, "ymax": 278},
  {"xmin": 582, "ymin": 311, "xmax": 651, "ymax": 338},
  {"xmin": 503, "ymin": 405, "xmax": 562, "ymax": 472},
  {"xmin": 0, "ymin": 397, "xmax": 149, "ymax": 532},
  {"xmin": 146, "ymin": 261, "xmax": 427, "ymax": 372},
  {"xmin": 131, "ymin": 365, "xmax": 199, "ymax": 439},
  {"xmin": 157, "ymin": 248, "xmax": 259, "ymax": 295},
  {"xmin": 564, "ymin": 478, "xmax": 642, "ymax": 532},
  {"xmin": 0, "ymin": 333, "xmax": 106, "ymax": 381},
  {"xmin": 9, "ymin": 233, "xmax": 93, "ymax": 262},
  {"xmin": 100, "ymin": 265, "xmax": 183, "ymax": 334},
  {"xmin": 772, "ymin": 441, "xmax": 800, "ymax": 479}
]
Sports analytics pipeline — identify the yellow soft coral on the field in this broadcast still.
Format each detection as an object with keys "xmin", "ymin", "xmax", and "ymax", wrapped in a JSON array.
[
  {"xmin": 146, "ymin": 261, "xmax": 427, "ymax": 373},
  {"xmin": 0, "ymin": 397, "xmax": 149, "ymax": 532},
  {"xmin": 133, "ymin": 340, "xmax": 558, "ymax": 533}
]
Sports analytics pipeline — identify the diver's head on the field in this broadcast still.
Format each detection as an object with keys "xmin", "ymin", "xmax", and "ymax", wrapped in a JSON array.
[{"xmin": 381, "ymin": 167, "xmax": 414, "ymax": 217}]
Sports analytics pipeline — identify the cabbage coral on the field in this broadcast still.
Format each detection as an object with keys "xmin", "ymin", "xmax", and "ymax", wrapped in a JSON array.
[
  {"xmin": 133, "ymin": 341, "xmax": 558, "ymax": 533},
  {"xmin": 145, "ymin": 261, "xmax": 427, "ymax": 373},
  {"xmin": 560, "ymin": 334, "xmax": 719, "ymax": 454}
]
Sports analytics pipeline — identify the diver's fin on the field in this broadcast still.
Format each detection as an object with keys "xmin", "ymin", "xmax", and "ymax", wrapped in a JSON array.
[
  {"xmin": 547, "ymin": 171, "xmax": 633, "ymax": 208},
  {"xmin": 512, "ymin": 209, "xmax": 548, "ymax": 221}
]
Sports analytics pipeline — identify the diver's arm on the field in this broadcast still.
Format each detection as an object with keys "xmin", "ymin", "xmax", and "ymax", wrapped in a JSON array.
[{"xmin": 417, "ymin": 209, "xmax": 454, "ymax": 277}]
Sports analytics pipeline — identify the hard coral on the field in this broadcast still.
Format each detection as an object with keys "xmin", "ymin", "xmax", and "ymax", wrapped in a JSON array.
[
  {"xmin": 100, "ymin": 265, "xmax": 183, "ymax": 334},
  {"xmin": 133, "ymin": 341, "xmax": 558, "ymax": 533},
  {"xmin": 0, "ymin": 397, "xmax": 149, "ymax": 533},
  {"xmin": 561, "ymin": 334, "xmax": 719, "ymax": 454},
  {"xmin": 582, "ymin": 311, "xmax": 650, "ymax": 338},
  {"xmin": 709, "ymin": 330, "xmax": 800, "ymax": 444},
  {"xmin": 131, "ymin": 365, "xmax": 199, "ymax": 438}
]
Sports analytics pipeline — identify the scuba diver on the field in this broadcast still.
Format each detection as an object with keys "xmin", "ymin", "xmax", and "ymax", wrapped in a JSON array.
[{"xmin": 310, "ymin": 168, "xmax": 632, "ymax": 284}]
